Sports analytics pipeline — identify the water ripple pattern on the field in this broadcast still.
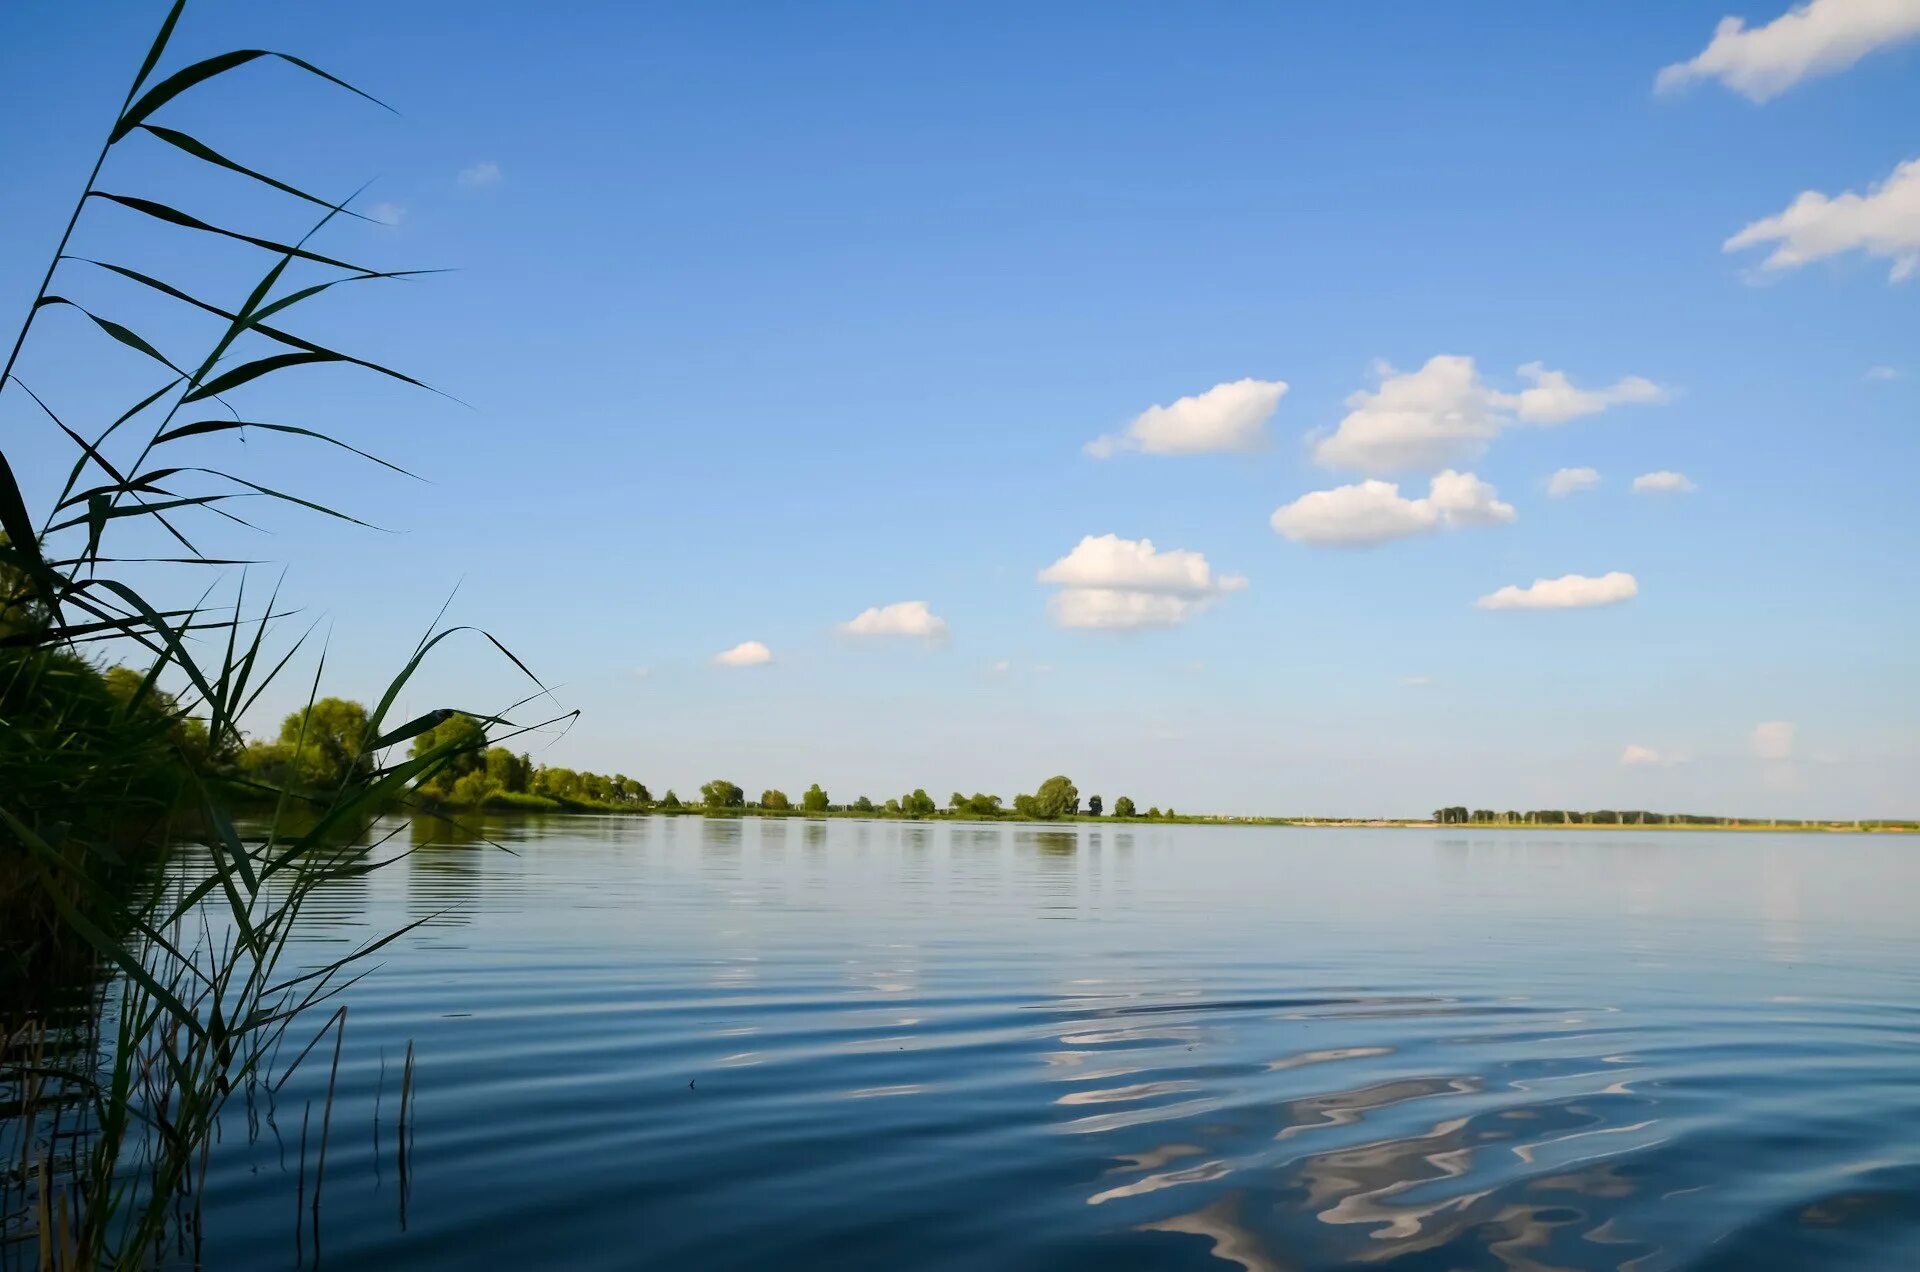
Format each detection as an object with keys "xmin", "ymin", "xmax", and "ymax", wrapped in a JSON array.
[{"xmin": 185, "ymin": 818, "xmax": 1920, "ymax": 1270}]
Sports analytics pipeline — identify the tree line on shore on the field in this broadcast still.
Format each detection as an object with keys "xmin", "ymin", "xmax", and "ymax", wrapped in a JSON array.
[
  {"xmin": 236, "ymin": 702, "xmax": 1177, "ymax": 819},
  {"xmin": 1427, "ymin": 806, "xmax": 1915, "ymax": 829}
]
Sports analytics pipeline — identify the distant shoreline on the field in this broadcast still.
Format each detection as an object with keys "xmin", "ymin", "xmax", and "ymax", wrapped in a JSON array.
[{"xmin": 454, "ymin": 806, "xmax": 1918, "ymax": 834}]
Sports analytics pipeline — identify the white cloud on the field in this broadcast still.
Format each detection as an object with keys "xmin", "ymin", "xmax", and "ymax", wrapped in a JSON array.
[
  {"xmin": 1270, "ymin": 470, "xmax": 1513, "ymax": 546},
  {"xmin": 1311, "ymin": 356, "xmax": 1664, "ymax": 473},
  {"xmin": 1547, "ymin": 466, "xmax": 1602, "ymax": 497},
  {"xmin": 1512, "ymin": 362, "xmax": 1667, "ymax": 424},
  {"xmin": 458, "ymin": 160, "xmax": 503, "ymax": 188},
  {"xmin": 1038, "ymin": 534, "xmax": 1246, "ymax": 629},
  {"xmin": 1725, "ymin": 157, "xmax": 1920, "ymax": 282},
  {"xmin": 1632, "ymin": 470, "xmax": 1698, "ymax": 494},
  {"xmin": 1086, "ymin": 377, "xmax": 1288, "ymax": 457},
  {"xmin": 1476, "ymin": 571, "xmax": 1639, "ymax": 611},
  {"xmin": 713, "ymin": 640, "xmax": 773, "ymax": 667},
  {"xmin": 1865, "ymin": 365, "xmax": 1903, "ymax": 381},
  {"xmin": 1656, "ymin": 0, "xmax": 1920, "ymax": 102},
  {"xmin": 368, "ymin": 202, "xmax": 406, "ymax": 226},
  {"xmin": 1621, "ymin": 744, "xmax": 1663, "ymax": 766},
  {"xmin": 1752, "ymin": 720, "xmax": 1796, "ymax": 761},
  {"xmin": 838, "ymin": 600, "xmax": 949, "ymax": 641}
]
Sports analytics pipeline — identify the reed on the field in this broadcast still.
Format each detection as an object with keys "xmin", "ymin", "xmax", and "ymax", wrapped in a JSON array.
[{"xmin": 0, "ymin": 3, "xmax": 567, "ymax": 1263}]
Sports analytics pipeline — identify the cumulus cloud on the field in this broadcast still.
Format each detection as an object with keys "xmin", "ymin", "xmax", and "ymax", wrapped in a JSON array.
[
  {"xmin": 1725, "ymin": 157, "xmax": 1920, "ymax": 282},
  {"xmin": 1547, "ymin": 466, "xmax": 1602, "ymax": 497},
  {"xmin": 1038, "ymin": 534, "xmax": 1246, "ymax": 629},
  {"xmin": 1311, "ymin": 356, "xmax": 1665, "ymax": 473},
  {"xmin": 1270, "ymin": 470, "xmax": 1514, "ymax": 546},
  {"xmin": 1476, "ymin": 571, "xmax": 1639, "ymax": 611},
  {"xmin": 1656, "ymin": 0, "xmax": 1920, "ymax": 102},
  {"xmin": 713, "ymin": 640, "xmax": 773, "ymax": 667},
  {"xmin": 1086, "ymin": 378, "xmax": 1288, "ymax": 457},
  {"xmin": 1621, "ymin": 744, "xmax": 1692, "ymax": 766},
  {"xmin": 458, "ymin": 160, "xmax": 503, "ymax": 188},
  {"xmin": 838, "ymin": 600, "xmax": 948, "ymax": 641},
  {"xmin": 1632, "ymin": 470, "xmax": 1697, "ymax": 494},
  {"xmin": 1512, "ymin": 362, "xmax": 1667, "ymax": 424},
  {"xmin": 1752, "ymin": 720, "xmax": 1796, "ymax": 761}
]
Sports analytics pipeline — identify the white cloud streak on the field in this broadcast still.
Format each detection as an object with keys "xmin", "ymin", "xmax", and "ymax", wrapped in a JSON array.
[
  {"xmin": 1476, "ymin": 571, "xmax": 1639, "ymax": 611},
  {"xmin": 1547, "ymin": 466, "xmax": 1601, "ymax": 497},
  {"xmin": 1311, "ymin": 356, "xmax": 1665, "ymax": 474},
  {"xmin": 838, "ymin": 600, "xmax": 949, "ymax": 641},
  {"xmin": 1270, "ymin": 470, "xmax": 1514, "ymax": 547},
  {"xmin": 1086, "ymin": 378, "xmax": 1288, "ymax": 457},
  {"xmin": 1632, "ymin": 470, "xmax": 1697, "ymax": 493},
  {"xmin": 1039, "ymin": 534, "xmax": 1246, "ymax": 629},
  {"xmin": 713, "ymin": 640, "xmax": 773, "ymax": 667},
  {"xmin": 1725, "ymin": 157, "xmax": 1920, "ymax": 282},
  {"xmin": 458, "ymin": 160, "xmax": 503, "ymax": 188},
  {"xmin": 1657, "ymin": 0, "xmax": 1920, "ymax": 102}
]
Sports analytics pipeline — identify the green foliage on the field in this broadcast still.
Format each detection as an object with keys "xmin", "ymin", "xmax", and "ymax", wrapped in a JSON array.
[
  {"xmin": 1087, "ymin": 794, "xmax": 1103, "ymax": 817},
  {"xmin": 852, "ymin": 795, "xmax": 874, "ymax": 813},
  {"xmin": 661, "ymin": 790, "xmax": 682, "ymax": 809},
  {"xmin": 803, "ymin": 783, "xmax": 829, "ymax": 813},
  {"xmin": 701, "ymin": 779, "xmax": 745, "ymax": 809},
  {"xmin": 902, "ymin": 788, "xmax": 937, "ymax": 816},
  {"xmin": 1113, "ymin": 795, "xmax": 1136, "ymax": 818},
  {"xmin": 1030, "ymin": 775, "xmax": 1079, "ymax": 819},
  {"xmin": 1011, "ymin": 793, "xmax": 1039, "ymax": 818},
  {"xmin": 760, "ymin": 788, "xmax": 791, "ymax": 811}
]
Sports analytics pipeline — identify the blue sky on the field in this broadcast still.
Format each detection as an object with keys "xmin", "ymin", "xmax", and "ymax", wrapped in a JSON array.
[{"xmin": 3, "ymin": 1, "xmax": 1915, "ymax": 816}]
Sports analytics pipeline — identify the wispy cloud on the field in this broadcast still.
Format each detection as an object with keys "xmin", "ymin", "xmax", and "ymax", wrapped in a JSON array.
[
  {"xmin": 1547, "ymin": 466, "xmax": 1601, "ymax": 497},
  {"xmin": 458, "ymin": 160, "xmax": 503, "ymax": 188},
  {"xmin": 1725, "ymin": 157, "xmax": 1920, "ymax": 283},
  {"xmin": 1476, "ymin": 571, "xmax": 1638, "ymax": 611},
  {"xmin": 1657, "ymin": 0, "xmax": 1920, "ymax": 102},
  {"xmin": 1086, "ymin": 377, "xmax": 1288, "ymax": 457},
  {"xmin": 368, "ymin": 201, "xmax": 406, "ymax": 226}
]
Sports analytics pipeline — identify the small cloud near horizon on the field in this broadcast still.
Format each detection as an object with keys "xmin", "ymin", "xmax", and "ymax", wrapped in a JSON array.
[
  {"xmin": 1633, "ymin": 470, "xmax": 1697, "ymax": 494},
  {"xmin": 1547, "ymin": 466, "xmax": 1600, "ymax": 497},
  {"xmin": 838, "ymin": 600, "xmax": 948, "ymax": 642},
  {"xmin": 1477, "ymin": 571, "xmax": 1638, "ymax": 611},
  {"xmin": 713, "ymin": 640, "xmax": 773, "ymax": 668}
]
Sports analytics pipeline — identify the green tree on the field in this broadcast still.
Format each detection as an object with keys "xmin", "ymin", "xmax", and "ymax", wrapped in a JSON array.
[
  {"xmin": 260, "ymin": 696, "xmax": 373, "ymax": 790},
  {"xmin": 803, "ymin": 783, "xmax": 830, "ymax": 813},
  {"xmin": 1031, "ymin": 774, "xmax": 1079, "ymax": 819},
  {"xmin": 1012, "ymin": 793, "xmax": 1040, "ymax": 818},
  {"xmin": 905, "ymin": 788, "xmax": 936, "ymax": 816},
  {"xmin": 1087, "ymin": 794, "xmax": 1103, "ymax": 817},
  {"xmin": 884, "ymin": 797, "xmax": 902, "ymax": 815},
  {"xmin": 853, "ymin": 795, "xmax": 875, "ymax": 813},
  {"xmin": 411, "ymin": 712, "xmax": 489, "ymax": 800},
  {"xmin": 484, "ymin": 747, "xmax": 533, "ymax": 793},
  {"xmin": 661, "ymin": 789, "xmax": 682, "ymax": 809},
  {"xmin": 1113, "ymin": 795, "xmax": 1136, "ymax": 818},
  {"xmin": 760, "ymin": 788, "xmax": 791, "ymax": 811},
  {"xmin": 701, "ymin": 779, "xmax": 744, "ymax": 809},
  {"xmin": 1147, "ymin": 806, "xmax": 1161, "ymax": 818}
]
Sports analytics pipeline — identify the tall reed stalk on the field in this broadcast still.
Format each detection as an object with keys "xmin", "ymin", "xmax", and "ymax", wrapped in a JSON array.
[{"xmin": 0, "ymin": 3, "xmax": 565, "ymax": 1263}]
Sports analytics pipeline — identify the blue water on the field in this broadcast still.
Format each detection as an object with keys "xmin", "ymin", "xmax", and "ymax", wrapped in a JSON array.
[{"xmin": 194, "ymin": 817, "xmax": 1920, "ymax": 1269}]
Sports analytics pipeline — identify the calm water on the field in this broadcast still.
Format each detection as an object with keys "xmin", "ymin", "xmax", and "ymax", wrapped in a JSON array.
[{"xmin": 191, "ymin": 817, "xmax": 1920, "ymax": 1270}]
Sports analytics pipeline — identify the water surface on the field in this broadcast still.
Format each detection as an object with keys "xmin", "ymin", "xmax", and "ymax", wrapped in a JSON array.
[{"xmin": 199, "ymin": 818, "xmax": 1920, "ymax": 1269}]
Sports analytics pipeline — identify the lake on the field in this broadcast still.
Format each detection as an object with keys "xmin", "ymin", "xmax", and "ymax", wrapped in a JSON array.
[{"xmin": 191, "ymin": 817, "xmax": 1920, "ymax": 1270}]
